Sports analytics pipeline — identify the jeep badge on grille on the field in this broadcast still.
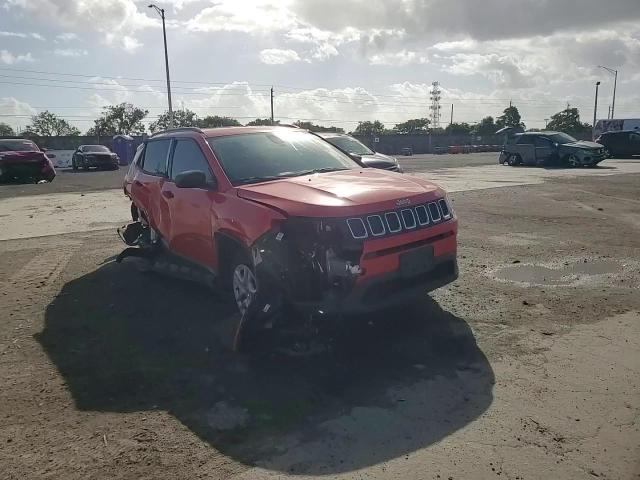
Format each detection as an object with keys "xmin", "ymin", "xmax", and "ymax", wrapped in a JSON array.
[{"xmin": 396, "ymin": 198, "xmax": 411, "ymax": 207}]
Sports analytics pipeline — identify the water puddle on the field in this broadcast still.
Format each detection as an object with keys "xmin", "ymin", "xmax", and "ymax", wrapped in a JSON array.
[{"xmin": 494, "ymin": 259, "xmax": 621, "ymax": 286}]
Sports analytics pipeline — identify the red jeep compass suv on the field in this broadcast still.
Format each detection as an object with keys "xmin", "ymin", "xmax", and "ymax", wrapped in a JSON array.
[{"xmin": 123, "ymin": 126, "xmax": 457, "ymax": 331}]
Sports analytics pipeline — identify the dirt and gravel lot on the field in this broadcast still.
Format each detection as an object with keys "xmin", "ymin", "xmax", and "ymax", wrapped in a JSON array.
[{"xmin": 1, "ymin": 154, "xmax": 639, "ymax": 479}]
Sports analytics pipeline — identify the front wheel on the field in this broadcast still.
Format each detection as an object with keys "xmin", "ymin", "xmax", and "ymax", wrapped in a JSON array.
[
  {"xmin": 567, "ymin": 154, "xmax": 580, "ymax": 168},
  {"xmin": 231, "ymin": 256, "xmax": 258, "ymax": 316}
]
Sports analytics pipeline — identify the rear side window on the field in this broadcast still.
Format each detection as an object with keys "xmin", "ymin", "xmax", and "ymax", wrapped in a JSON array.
[
  {"xmin": 517, "ymin": 136, "xmax": 535, "ymax": 145},
  {"xmin": 171, "ymin": 139, "xmax": 214, "ymax": 183},
  {"xmin": 142, "ymin": 139, "xmax": 170, "ymax": 176}
]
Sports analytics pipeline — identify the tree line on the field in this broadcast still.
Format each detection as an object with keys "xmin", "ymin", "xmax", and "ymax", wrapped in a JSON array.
[{"xmin": 0, "ymin": 103, "xmax": 593, "ymax": 138}]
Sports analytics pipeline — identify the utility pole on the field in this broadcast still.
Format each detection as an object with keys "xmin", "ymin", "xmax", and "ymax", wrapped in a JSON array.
[
  {"xmin": 598, "ymin": 66, "xmax": 617, "ymax": 119},
  {"xmin": 593, "ymin": 81, "xmax": 600, "ymax": 139},
  {"xmin": 450, "ymin": 104, "xmax": 454, "ymax": 125},
  {"xmin": 149, "ymin": 4, "xmax": 173, "ymax": 128},
  {"xmin": 270, "ymin": 86, "xmax": 274, "ymax": 125}
]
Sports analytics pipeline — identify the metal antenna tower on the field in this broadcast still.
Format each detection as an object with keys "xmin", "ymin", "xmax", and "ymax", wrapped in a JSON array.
[{"xmin": 429, "ymin": 81, "xmax": 442, "ymax": 128}]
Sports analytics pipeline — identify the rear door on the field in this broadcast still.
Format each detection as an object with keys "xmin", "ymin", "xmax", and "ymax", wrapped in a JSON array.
[
  {"xmin": 629, "ymin": 132, "xmax": 640, "ymax": 156},
  {"xmin": 161, "ymin": 138, "xmax": 217, "ymax": 267},
  {"xmin": 130, "ymin": 138, "xmax": 171, "ymax": 236},
  {"xmin": 515, "ymin": 135, "xmax": 536, "ymax": 164},
  {"xmin": 534, "ymin": 136, "xmax": 555, "ymax": 164}
]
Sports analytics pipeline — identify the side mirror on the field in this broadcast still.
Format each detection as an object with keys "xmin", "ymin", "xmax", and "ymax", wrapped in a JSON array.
[
  {"xmin": 175, "ymin": 170, "xmax": 208, "ymax": 189},
  {"xmin": 349, "ymin": 152, "xmax": 367, "ymax": 167},
  {"xmin": 41, "ymin": 147, "xmax": 48, "ymax": 152}
]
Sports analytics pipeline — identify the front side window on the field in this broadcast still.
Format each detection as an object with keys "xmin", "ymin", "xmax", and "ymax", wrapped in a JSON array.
[
  {"xmin": 142, "ymin": 139, "xmax": 170, "ymax": 176},
  {"xmin": 207, "ymin": 129, "xmax": 358, "ymax": 185},
  {"xmin": 535, "ymin": 137, "xmax": 552, "ymax": 147},
  {"xmin": 548, "ymin": 133, "xmax": 577, "ymax": 144},
  {"xmin": 171, "ymin": 139, "xmax": 214, "ymax": 184},
  {"xmin": 325, "ymin": 136, "xmax": 374, "ymax": 155}
]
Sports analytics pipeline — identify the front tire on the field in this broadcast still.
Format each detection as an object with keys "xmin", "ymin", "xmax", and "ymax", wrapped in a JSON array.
[
  {"xmin": 231, "ymin": 254, "xmax": 258, "ymax": 316},
  {"xmin": 567, "ymin": 154, "xmax": 580, "ymax": 168}
]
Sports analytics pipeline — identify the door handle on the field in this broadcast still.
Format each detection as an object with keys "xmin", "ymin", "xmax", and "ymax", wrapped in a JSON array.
[
  {"xmin": 162, "ymin": 190, "xmax": 174, "ymax": 199},
  {"xmin": 134, "ymin": 180, "xmax": 143, "ymax": 187}
]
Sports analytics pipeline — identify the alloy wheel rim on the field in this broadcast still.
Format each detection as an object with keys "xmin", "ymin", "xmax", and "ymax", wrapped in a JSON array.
[{"xmin": 233, "ymin": 264, "xmax": 257, "ymax": 315}]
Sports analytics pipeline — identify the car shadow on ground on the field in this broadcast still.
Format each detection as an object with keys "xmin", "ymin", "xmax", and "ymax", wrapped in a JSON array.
[{"xmin": 38, "ymin": 259, "xmax": 494, "ymax": 475}]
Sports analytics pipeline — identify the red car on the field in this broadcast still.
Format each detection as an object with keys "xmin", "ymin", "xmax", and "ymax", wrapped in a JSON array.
[
  {"xmin": 0, "ymin": 139, "xmax": 56, "ymax": 183},
  {"xmin": 122, "ymin": 126, "xmax": 457, "ymax": 337}
]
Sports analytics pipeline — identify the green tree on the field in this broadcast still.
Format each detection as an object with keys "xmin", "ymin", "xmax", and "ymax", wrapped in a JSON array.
[
  {"xmin": 394, "ymin": 118, "xmax": 430, "ymax": 134},
  {"xmin": 445, "ymin": 122, "xmax": 473, "ymax": 135},
  {"xmin": 0, "ymin": 122, "xmax": 15, "ymax": 136},
  {"xmin": 197, "ymin": 116, "xmax": 242, "ymax": 128},
  {"xmin": 24, "ymin": 111, "xmax": 80, "ymax": 136},
  {"xmin": 496, "ymin": 105, "xmax": 525, "ymax": 129},
  {"xmin": 353, "ymin": 120, "xmax": 386, "ymax": 136},
  {"xmin": 149, "ymin": 109, "xmax": 199, "ymax": 133},
  {"xmin": 472, "ymin": 116, "xmax": 497, "ymax": 136},
  {"xmin": 292, "ymin": 121, "xmax": 344, "ymax": 133},
  {"xmin": 545, "ymin": 107, "xmax": 591, "ymax": 137},
  {"xmin": 246, "ymin": 118, "xmax": 279, "ymax": 126},
  {"xmin": 87, "ymin": 103, "xmax": 148, "ymax": 135}
]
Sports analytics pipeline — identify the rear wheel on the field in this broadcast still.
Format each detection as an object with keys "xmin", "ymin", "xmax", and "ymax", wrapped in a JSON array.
[{"xmin": 507, "ymin": 154, "xmax": 521, "ymax": 166}]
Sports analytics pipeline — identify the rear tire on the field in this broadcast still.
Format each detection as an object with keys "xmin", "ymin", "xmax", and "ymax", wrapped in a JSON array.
[{"xmin": 507, "ymin": 154, "xmax": 521, "ymax": 166}]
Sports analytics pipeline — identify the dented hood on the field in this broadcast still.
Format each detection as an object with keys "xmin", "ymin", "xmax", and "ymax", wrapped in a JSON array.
[{"xmin": 237, "ymin": 168, "xmax": 444, "ymax": 217}]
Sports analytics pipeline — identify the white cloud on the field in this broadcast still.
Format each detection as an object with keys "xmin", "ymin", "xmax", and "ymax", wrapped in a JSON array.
[
  {"xmin": 56, "ymin": 32, "xmax": 79, "ymax": 42},
  {"xmin": 54, "ymin": 48, "xmax": 88, "ymax": 57},
  {"xmin": 4, "ymin": 0, "xmax": 155, "ymax": 52},
  {"xmin": 122, "ymin": 36, "xmax": 143, "ymax": 53},
  {"xmin": 369, "ymin": 50, "xmax": 427, "ymax": 66},
  {"xmin": 259, "ymin": 48, "xmax": 301, "ymax": 65},
  {"xmin": 0, "ymin": 97, "xmax": 37, "ymax": 130},
  {"xmin": 0, "ymin": 31, "xmax": 44, "ymax": 40},
  {"xmin": 186, "ymin": 0, "xmax": 297, "ymax": 33},
  {"xmin": 0, "ymin": 50, "xmax": 34, "ymax": 64}
]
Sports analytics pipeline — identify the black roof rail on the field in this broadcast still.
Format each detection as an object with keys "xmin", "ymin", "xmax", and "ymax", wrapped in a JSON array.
[{"xmin": 150, "ymin": 127, "xmax": 204, "ymax": 138}]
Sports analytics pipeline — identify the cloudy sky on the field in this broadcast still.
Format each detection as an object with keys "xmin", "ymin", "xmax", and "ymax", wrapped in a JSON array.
[{"xmin": 1, "ymin": 0, "xmax": 639, "ymax": 132}]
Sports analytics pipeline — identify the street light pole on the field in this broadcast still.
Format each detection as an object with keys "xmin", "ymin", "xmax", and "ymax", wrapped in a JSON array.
[
  {"xmin": 598, "ymin": 65, "xmax": 618, "ymax": 119},
  {"xmin": 593, "ymin": 81, "xmax": 600, "ymax": 139},
  {"xmin": 149, "ymin": 4, "xmax": 173, "ymax": 129}
]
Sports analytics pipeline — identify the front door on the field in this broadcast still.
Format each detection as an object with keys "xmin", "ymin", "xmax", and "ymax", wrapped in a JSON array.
[
  {"xmin": 535, "ymin": 136, "xmax": 555, "ymax": 165},
  {"xmin": 514, "ymin": 135, "xmax": 536, "ymax": 164},
  {"xmin": 161, "ymin": 138, "xmax": 217, "ymax": 267}
]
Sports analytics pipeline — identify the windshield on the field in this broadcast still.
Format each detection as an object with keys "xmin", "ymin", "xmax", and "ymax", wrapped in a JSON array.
[
  {"xmin": 207, "ymin": 130, "xmax": 358, "ymax": 185},
  {"xmin": 324, "ymin": 136, "xmax": 374, "ymax": 155},
  {"xmin": 0, "ymin": 140, "xmax": 40, "ymax": 152},
  {"xmin": 83, "ymin": 145, "xmax": 110, "ymax": 153},
  {"xmin": 548, "ymin": 133, "xmax": 577, "ymax": 144}
]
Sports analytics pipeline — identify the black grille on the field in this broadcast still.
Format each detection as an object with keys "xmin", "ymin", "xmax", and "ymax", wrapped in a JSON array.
[{"xmin": 347, "ymin": 198, "xmax": 452, "ymax": 239}]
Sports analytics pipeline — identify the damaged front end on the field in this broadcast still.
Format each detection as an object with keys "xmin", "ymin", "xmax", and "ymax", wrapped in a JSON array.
[
  {"xmin": 236, "ymin": 217, "xmax": 365, "ymax": 349},
  {"xmin": 252, "ymin": 217, "xmax": 365, "ymax": 310}
]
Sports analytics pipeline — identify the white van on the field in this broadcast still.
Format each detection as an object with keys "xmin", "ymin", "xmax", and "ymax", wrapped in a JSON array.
[{"xmin": 593, "ymin": 119, "xmax": 640, "ymax": 138}]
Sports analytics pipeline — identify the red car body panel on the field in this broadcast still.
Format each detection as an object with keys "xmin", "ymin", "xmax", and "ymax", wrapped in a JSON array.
[
  {"xmin": 236, "ymin": 169, "xmax": 443, "ymax": 217},
  {"xmin": 0, "ymin": 150, "xmax": 56, "ymax": 182},
  {"xmin": 124, "ymin": 127, "xmax": 458, "ymax": 312}
]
